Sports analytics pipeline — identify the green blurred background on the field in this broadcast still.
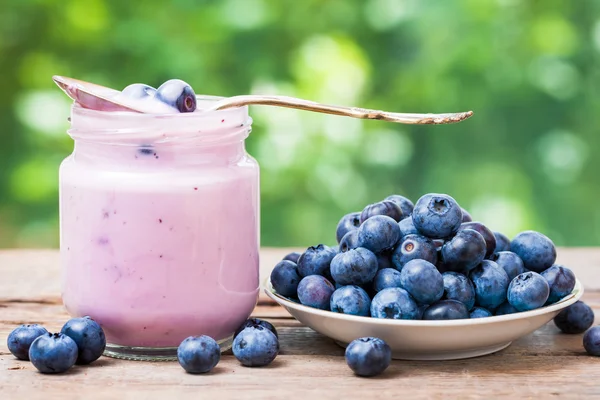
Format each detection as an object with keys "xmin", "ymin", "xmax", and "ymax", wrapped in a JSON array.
[{"xmin": 1, "ymin": 0, "xmax": 599, "ymax": 248}]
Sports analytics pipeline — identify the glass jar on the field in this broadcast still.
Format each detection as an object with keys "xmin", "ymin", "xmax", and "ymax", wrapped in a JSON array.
[{"xmin": 59, "ymin": 98, "xmax": 260, "ymax": 360}]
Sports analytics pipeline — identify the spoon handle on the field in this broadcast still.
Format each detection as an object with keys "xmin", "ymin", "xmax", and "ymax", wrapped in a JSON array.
[{"xmin": 206, "ymin": 95, "xmax": 473, "ymax": 125}]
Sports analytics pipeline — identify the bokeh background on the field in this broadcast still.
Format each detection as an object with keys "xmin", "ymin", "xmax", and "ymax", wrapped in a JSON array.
[{"xmin": 1, "ymin": 0, "xmax": 599, "ymax": 248}]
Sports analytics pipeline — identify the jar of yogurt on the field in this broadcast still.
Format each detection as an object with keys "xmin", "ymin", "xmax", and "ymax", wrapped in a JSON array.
[{"xmin": 59, "ymin": 97, "xmax": 260, "ymax": 360}]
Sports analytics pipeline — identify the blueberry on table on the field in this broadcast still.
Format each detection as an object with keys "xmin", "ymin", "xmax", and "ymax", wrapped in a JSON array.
[
  {"xmin": 440, "ymin": 229, "xmax": 486, "ymax": 273},
  {"xmin": 458, "ymin": 222, "xmax": 496, "ymax": 258},
  {"xmin": 554, "ymin": 301, "xmax": 595, "ymax": 334},
  {"xmin": 155, "ymin": 79, "xmax": 197, "ymax": 113},
  {"xmin": 494, "ymin": 232, "xmax": 511, "ymax": 253},
  {"xmin": 336, "ymin": 212, "xmax": 362, "ymax": 243},
  {"xmin": 360, "ymin": 200, "xmax": 403, "ymax": 223},
  {"xmin": 412, "ymin": 193, "xmax": 463, "ymax": 239},
  {"xmin": 495, "ymin": 302, "xmax": 519, "ymax": 316},
  {"xmin": 233, "ymin": 326, "xmax": 279, "ymax": 367},
  {"xmin": 470, "ymin": 307, "xmax": 493, "ymax": 318},
  {"xmin": 7, "ymin": 324, "xmax": 48, "ymax": 360},
  {"xmin": 60, "ymin": 316, "xmax": 106, "ymax": 365},
  {"xmin": 271, "ymin": 260, "xmax": 301, "ymax": 298},
  {"xmin": 373, "ymin": 268, "xmax": 403, "ymax": 293},
  {"xmin": 398, "ymin": 216, "xmax": 419, "ymax": 237},
  {"xmin": 29, "ymin": 333, "xmax": 78, "ymax": 374},
  {"xmin": 399, "ymin": 259, "xmax": 444, "ymax": 305},
  {"xmin": 422, "ymin": 300, "xmax": 470, "ymax": 320},
  {"xmin": 330, "ymin": 248, "xmax": 378, "ymax": 286},
  {"xmin": 391, "ymin": 234, "xmax": 438, "ymax": 270},
  {"xmin": 357, "ymin": 215, "xmax": 401, "ymax": 253},
  {"xmin": 339, "ymin": 230, "xmax": 360, "ymax": 253},
  {"xmin": 489, "ymin": 251, "xmax": 526, "ymax": 281},
  {"xmin": 121, "ymin": 83, "xmax": 157, "ymax": 98},
  {"xmin": 461, "ymin": 208, "xmax": 473, "ymax": 223},
  {"xmin": 282, "ymin": 251, "xmax": 302, "ymax": 263},
  {"xmin": 371, "ymin": 287, "xmax": 420, "ymax": 320},
  {"xmin": 330, "ymin": 285, "xmax": 372, "ymax": 316},
  {"xmin": 234, "ymin": 318, "xmax": 278, "ymax": 339},
  {"xmin": 297, "ymin": 275, "xmax": 335, "ymax": 310},
  {"xmin": 469, "ymin": 260, "xmax": 510, "ymax": 310},
  {"xmin": 297, "ymin": 244, "xmax": 337, "ymax": 277},
  {"xmin": 584, "ymin": 327, "xmax": 600, "ymax": 356},
  {"xmin": 510, "ymin": 230, "xmax": 557, "ymax": 273},
  {"xmin": 345, "ymin": 337, "xmax": 391, "ymax": 377},
  {"xmin": 541, "ymin": 265, "xmax": 576, "ymax": 304},
  {"xmin": 385, "ymin": 194, "xmax": 414, "ymax": 219},
  {"xmin": 177, "ymin": 335, "xmax": 220, "ymax": 374},
  {"xmin": 442, "ymin": 271, "xmax": 476, "ymax": 310}
]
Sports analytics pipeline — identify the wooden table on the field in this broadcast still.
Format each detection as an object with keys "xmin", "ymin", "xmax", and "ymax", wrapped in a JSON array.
[{"xmin": 1, "ymin": 248, "xmax": 600, "ymax": 399}]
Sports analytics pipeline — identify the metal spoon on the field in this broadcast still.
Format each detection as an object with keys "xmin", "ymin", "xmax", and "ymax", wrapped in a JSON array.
[{"xmin": 53, "ymin": 75, "xmax": 473, "ymax": 125}]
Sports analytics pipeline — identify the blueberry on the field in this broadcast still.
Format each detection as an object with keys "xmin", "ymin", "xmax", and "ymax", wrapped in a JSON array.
[
  {"xmin": 336, "ymin": 212, "xmax": 361, "ymax": 243},
  {"xmin": 177, "ymin": 335, "xmax": 220, "ymax": 374},
  {"xmin": 232, "ymin": 326, "xmax": 279, "ymax": 367},
  {"xmin": 282, "ymin": 251, "xmax": 302, "ymax": 263},
  {"xmin": 510, "ymin": 231, "xmax": 557, "ymax": 273},
  {"xmin": 297, "ymin": 275, "xmax": 335, "ymax": 310},
  {"xmin": 391, "ymin": 234, "xmax": 438, "ymax": 270},
  {"xmin": 121, "ymin": 83, "xmax": 157, "ymax": 98},
  {"xmin": 432, "ymin": 239, "xmax": 445, "ymax": 250},
  {"xmin": 541, "ymin": 265, "xmax": 576, "ymax": 304},
  {"xmin": 399, "ymin": 259, "xmax": 444, "ymax": 305},
  {"xmin": 584, "ymin": 327, "xmax": 600, "ymax": 356},
  {"xmin": 554, "ymin": 301, "xmax": 595, "ymax": 334},
  {"xmin": 398, "ymin": 216, "xmax": 419, "ymax": 237},
  {"xmin": 270, "ymin": 260, "xmax": 301, "ymax": 298},
  {"xmin": 371, "ymin": 287, "xmax": 420, "ymax": 319},
  {"xmin": 507, "ymin": 271, "xmax": 549, "ymax": 312},
  {"xmin": 440, "ymin": 229, "xmax": 486, "ymax": 273},
  {"xmin": 385, "ymin": 195, "xmax": 414, "ymax": 219},
  {"xmin": 495, "ymin": 302, "xmax": 519, "ymax": 316},
  {"xmin": 7, "ymin": 324, "xmax": 48, "ymax": 360},
  {"xmin": 330, "ymin": 285, "xmax": 371, "ymax": 316},
  {"xmin": 494, "ymin": 232, "xmax": 511, "ymax": 252},
  {"xmin": 357, "ymin": 215, "xmax": 401, "ymax": 253},
  {"xmin": 442, "ymin": 271, "xmax": 475, "ymax": 310},
  {"xmin": 360, "ymin": 200, "xmax": 403, "ymax": 223},
  {"xmin": 137, "ymin": 145, "xmax": 154, "ymax": 156},
  {"xmin": 345, "ymin": 337, "xmax": 391, "ymax": 377},
  {"xmin": 297, "ymin": 244, "xmax": 337, "ymax": 277},
  {"xmin": 461, "ymin": 208, "xmax": 473, "ymax": 222},
  {"xmin": 339, "ymin": 230, "xmax": 360, "ymax": 253},
  {"xmin": 60, "ymin": 316, "xmax": 106, "ymax": 365},
  {"xmin": 375, "ymin": 251, "xmax": 394, "ymax": 270},
  {"xmin": 412, "ymin": 193, "xmax": 462, "ymax": 239},
  {"xmin": 489, "ymin": 251, "xmax": 526, "ymax": 281},
  {"xmin": 470, "ymin": 307, "xmax": 493, "ymax": 318},
  {"xmin": 330, "ymin": 248, "xmax": 378, "ymax": 286},
  {"xmin": 234, "ymin": 318, "xmax": 278, "ymax": 339},
  {"xmin": 373, "ymin": 268, "xmax": 403, "ymax": 293},
  {"xmin": 29, "ymin": 333, "xmax": 78, "ymax": 374},
  {"xmin": 422, "ymin": 300, "xmax": 470, "ymax": 320},
  {"xmin": 469, "ymin": 260, "xmax": 510, "ymax": 309},
  {"xmin": 155, "ymin": 79, "xmax": 197, "ymax": 113},
  {"xmin": 458, "ymin": 222, "xmax": 496, "ymax": 258}
]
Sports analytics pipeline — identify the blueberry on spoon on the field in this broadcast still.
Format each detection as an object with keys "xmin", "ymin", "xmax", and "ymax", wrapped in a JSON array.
[
  {"xmin": 122, "ymin": 83, "xmax": 157, "ymax": 99},
  {"xmin": 155, "ymin": 79, "xmax": 197, "ymax": 113}
]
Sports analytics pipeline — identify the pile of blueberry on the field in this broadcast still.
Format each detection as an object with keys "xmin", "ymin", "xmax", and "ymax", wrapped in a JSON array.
[{"xmin": 119, "ymin": 79, "xmax": 197, "ymax": 113}]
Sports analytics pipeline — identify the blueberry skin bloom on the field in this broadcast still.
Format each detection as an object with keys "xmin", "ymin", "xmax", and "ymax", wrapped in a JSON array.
[
  {"xmin": 282, "ymin": 251, "xmax": 302, "ymax": 263},
  {"xmin": 7, "ymin": 324, "xmax": 48, "ymax": 360},
  {"xmin": 345, "ymin": 337, "xmax": 391, "ymax": 377},
  {"xmin": 442, "ymin": 271, "xmax": 475, "ymax": 310},
  {"xmin": 297, "ymin": 244, "xmax": 337, "ymax": 277},
  {"xmin": 357, "ymin": 215, "xmax": 401, "ymax": 253},
  {"xmin": 234, "ymin": 318, "xmax": 278, "ymax": 339},
  {"xmin": 371, "ymin": 287, "xmax": 420, "ymax": 320},
  {"xmin": 297, "ymin": 275, "xmax": 335, "ymax": 310},
  {"xmin": 507, "ymin": 272, "xmax": 550, "ymax": 312},
  {"xmin": 494, "ymin": 232, "xmax": 511, "ymax": 252},
  {"xmin": 360, "ymin": 200, "xmax": 403, "ymax": 223},
  {"xmin": 422, "ymin": 300, "xmax": 470, "ymax": 320},
  {"xmin": 385, "ymin": 195, "xmax": 414, "ymax": 219},
  {"xmin": 489, "ymin": 251, "xmax": 526, "ymax": 281},
  {"xmin": 336, "ymin": 212, "xmax": 361, "ymax": 243},
  {"xmin": 155, "ymin": 79, "xmax": 197, "ymax": 112},
  {"xmin": 458, "ymin": 222, "xmax": 496, "ymax": 258},
  {"xmin": 554, "ymin": 301, "xmax": 595, "ymax": 334},
  {"xmin": 398, "ymin": 216, "xmax": 419, "ymax": 237},
  {"xmin": 584, "ymin": 327, "xmax": 600, "ymax": 356},
  {"xmin": 330, "ymin": 248, "xmax": 378, "ymax": 286},
  {"xmin": 270, "ymin": 260, "xmax": 301, "ymax": 298},
  {"xmin": 177, "ymin": 336, "xmax": 220, "ymax": 374},
  {"xmin": 29, "ymin": 333, "xmax": 78, "ymax": 374},
  {"xmin": 412, "ymin": 193, "xmax": 463, "ymax": 239},
  {"xmin": 233, "ymin": 326, "xmax": 279, "ymax": 367},
  {"xmin": 510, "ymin": 231, "xmax": 557, "ymax": 273},
  {"xmin": 60, "ymin": 316, "xmax": 106, "ymax": 365},
  {"xmin": 373, "ymin": 268, "xmax": 403, "ymax": 293},
  {"xmin": 330, "ymin": 285, "xmax": 372, "ymax": 316},
  {"xmin": 470, "ymin": 307, "xmax": 493, "ymax": 318},
  {"xmin": 391, "ymin": 234, "xmax": 438, "ymax": 270},
  {"xmin": 440, "ymin": 229, "xmax": 486, "ymax": 273},
  {"xmin": 399, "ymin": 259, "xmax": 444, "ymax": 305},
  {"xmin": 541, "ymin": 265, "xmax": 576, "ymax": 304},
  {"xmin": 339, "ymin": 230, "xmax": 360, "ymax": 253},
  {"xmin": 495, "ymin": 302, "xmax": 519, "ymax": 316},
  {"xmin": 469, "ymin": 260, "xmax": 510, "ymax": 310}
]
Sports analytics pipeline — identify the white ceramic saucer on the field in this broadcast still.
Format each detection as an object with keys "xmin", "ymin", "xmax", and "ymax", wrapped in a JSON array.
[{"xmin": 264, "ymin": 279, "xmax": 583, "ymax": 360}]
